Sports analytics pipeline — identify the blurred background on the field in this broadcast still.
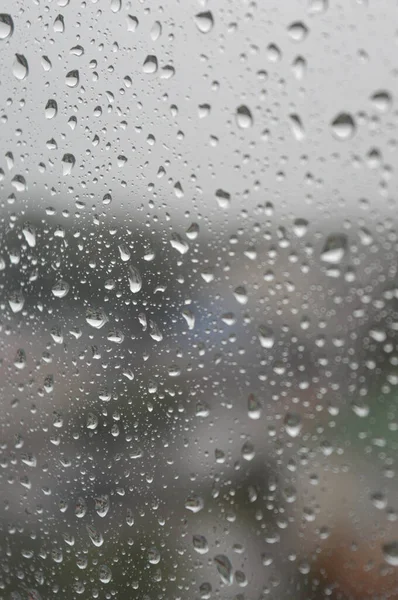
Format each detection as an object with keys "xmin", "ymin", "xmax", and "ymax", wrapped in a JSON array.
[{"xmin": 0, "ymin": 0, "xmax": 398, "ymax": 598}]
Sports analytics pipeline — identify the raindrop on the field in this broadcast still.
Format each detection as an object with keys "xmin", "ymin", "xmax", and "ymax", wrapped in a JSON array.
[
  {"xmin": 0, "ymin": 14, "xmax": 14, "ymax": 40},
  {"xmin": 13, "ymin": 54, "xmax": 28, "ymax": 80},
  {"xmin": 214, "ymin": 555, "xmax": 233, "ymax": 585},
  {"xmin": 193, "ymin": 535, "xmax": 209, "ymax": 554},
  {"xmin": 284, "ymin": 412, "xmax": 303, "ymax": 437},
  {"xmin": 127, "ymin": 15, "xmax": 138, "ymax": 32},
  {"xmin": 9, "ymin": 291, "xmax": 25, "ymax": 313},
  {"xmin": 194, "ymin": 11, "xmax": 214, "ymax": 33},
  {"xmin": 248, "ymin": 393, "xmax": 262, "ymax": 419},
  {"xmin": 288, "ymin": 21, "xmax": 309, "ymax": 41},
  {"xmin": 170, "ymin": 233, "xmax": 189, "ymax": 255},
  {"xmin": 45, "ymin": 99, "xmax": 58, "ymax": 119},
  {"xmin": 289, "ymin": 113, "xmax": 305, "ymax": 140},
  {"xmin": 215, "ymin": 188, "xmax": 231, "ymax": 209},
  {"xmin": 382, "ymin": 541, "xmax": 398, "ymax": 566},
  {"xmin": 65, "ymin": 69, "xmax": 79, "ymax": 87},
  {"xmin": 330, "ymin": 112, "xmax": 356, "ymax": 140},
  {"xmin": 185, "ymin": 494, "xmax": 204, "ymax": 513},
  {"xmin": 99, "ymin": 565, "xmax": 112, "ymax": 583},
  {"xmin": 52, "ymin": 280, "xmax": 70, "ymax": 298},
  {"xmin": 143, "ymin": 55, "xmax": 158, "ymax": 74},
  {"xmin": 236, "ymin": 105, "xmax": 253, "ymax": 129},
  {"xmin": 128, "ymin": 265, "xmax": 142, "ymax": 293},
  {"xmin": 86, "ymin": 524, "xmax": 103, "ymax": 547},
  {"xmin": 321, "ymin": 234, "xmax": 347, "ymax": 264},
  {"xmin": 61, "ymin": 153, "xmax": 75, "ymax": 175},
  {"xmin": 370, "ymin": 90, "xmax": 392, "ymax": 112},
  {"xmin": 86, "ymin": 308, "xmax": 108, "ymax": 329},
  {"xmin": 22, "ymin": 223, "xmax": 36, "ymax": 247},
  {"xmin": 258, "ymin": 325, "xmax": 274, "ymax": 348}
]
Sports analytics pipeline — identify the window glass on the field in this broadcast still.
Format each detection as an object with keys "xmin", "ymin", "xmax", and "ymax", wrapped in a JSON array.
[{"xmin": 1, "ymin": 1, "xmax": 397, "ymax": 599}]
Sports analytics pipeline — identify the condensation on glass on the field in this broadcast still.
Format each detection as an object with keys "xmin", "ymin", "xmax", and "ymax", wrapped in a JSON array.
[{"xmin": 0, "ymin": 0, "xmax": 397, "ymax": 599}]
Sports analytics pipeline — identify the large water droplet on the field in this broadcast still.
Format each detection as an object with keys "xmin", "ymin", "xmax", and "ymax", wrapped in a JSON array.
[
  {"xmin": 194, "ymin": 11, "xmax": 214, "ymax": 33},
  {"xmin": 330, "ymin": 112, "xmax": 356, "ymax": 140},
  {"xmin": 65, "ymin": 69, "xmax": 79, "ymax": 87},
  {"xmin": 236, "ymin": 105, "xmax": 253, "ymax": 129},
  {"xmin": 321, "ymin": 234, "xmax": 347, "ymax": 264},
  {"xmin": 287, "ymin": 21, "xmax": 309, "ymax": 42},
  {"xmin": 143, "ymin": 55, "xmax": 158, "ymax": 74},
  {"xmin": 128, "ymin": 265, "xmax": 142, "ymax": 293},
  {"xmin": 13, "ymin": 54, "xmax": 28, "ymax": 80},
  {"xmin": 383, "ymin": 541, "xmax": 398, "ymax": 566},
  {"xmin": 214, "ymin": 555, "xmax": 233, "ymax": 585},
  {"xmin": 0, "ymin": 14, "xmax": 14, "ymax": 40}
]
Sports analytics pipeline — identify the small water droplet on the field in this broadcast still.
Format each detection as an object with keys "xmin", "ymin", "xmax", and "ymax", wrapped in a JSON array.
[
  {"xmin": 45, "ymin": 99, "xmax": 58, "ymax": 119},
  {"xmin": 52, "ymin": 279, "xmax": 70, "ymax": 298}
]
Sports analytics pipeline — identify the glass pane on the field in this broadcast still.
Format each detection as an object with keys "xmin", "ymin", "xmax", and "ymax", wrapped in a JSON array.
[{"xmin": 1, "ymin": 1, "xmax": 397, "ymax": 598}]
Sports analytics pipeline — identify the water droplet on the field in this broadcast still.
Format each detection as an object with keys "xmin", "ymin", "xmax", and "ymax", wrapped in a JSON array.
[
  {"xmin": 193, "ymin": 534, "xmax": 209, "ymax": 554},
  {"xmin": 214, "ymin": 555, "xmax": 233, "ymax": 585},
  {"xmin": 234, "ymin": 286, "xmax": 248, "ymax": 305},
  {"xmin": 284, "ymin": 412, "xmax": 303, "ymax": 437},
  {"xmin": 148, "ymin": 547, "xmax": 161, "ymax": 564},
  {"xmin": 128, "ymin": 265, "xmax": 142, "ymax": 293},
  {"xmin": 215, "ymin": 188, "xmax": 231, "ymax": 209},
  {"xmin": 53, "ymin": 14, "xmax": 65, "ymax": 33},
  {"xmin": 65, "ymin": 69, "xmax": 79, "ymax": 87},
  {"xmin": 150, "ymin": 20, "xmax": 162, "ymax": 41},
  {"xmin": 75, "ymin": 497, "xmax": 87, "ymax": 518},
  {"xmin": 293, "ymin": 218, "xmax": 308, "ymax": 237},
  {"xmin": 330, "ymin": 112, "xmax": 356, "ymax": 140},
  {"xmin": 195, "ymin": 11, "xmax": 214, "ymax": 33},
  {"xmin": 143, "ymin": 55, "xmax": 158, "ymax": 74},
  {"xmin": 308, "ymin": 0, "xmax": 328, "ymax": 13},
  {"xmin": 86, "ymin": 523, "xmax": 103, "ymax": 547},
  {"xmin": 22, "ymin": 223, "xmax": 36, "ymax": 247},
  {"xmin": 170, "ymin": 233, "xmax": 189, "ymax": 255},
  {"xmin": 258, "ymin": 325, "xmax": 274, "ymax": 348},
  {"xmin": 127, "ymin": 15, "xmax": 138, "ymax": 32},
  {"xmin": 292, "ymin": 55, "xmax": 306, "ymax": 79},
  {"xmin": 182, "ymin": 308, "xmax": 195, "ymax": 330},
  {"xmin": 86, "ymin": 308, "xmax": 108, "ymax": 329},
  {"xmin": 94, "ymin": 494, "xmax": 110, "ymax": 518},
  {"xmin": 289, "ymin": 113, "xmax": 305, "ymax": 140},
  {"xmin": 288, "ymin": 21, "xmax": 309, "ymax": 42},
  {"xmin": 235, "ymin": 105, "xmax": 253, "ymax": 129},
  {"xmin": 382, "ymin": 541, "xmax": 398, "ymax": 566},
  {"xmin": 248, "ymin": 393, "xmax": 262, "ymax": 420},
  {"xmin": 185, "ymin": 493, "xmax": 204, "ymax": 513},
  {"xmin": 62, "ymin": 153, "xmax": 75, "ymax": 175},
  {"xmin": 0, "ymin": 14, "xmax": 14, "ymax": 40},
  {"xmin": 99, "ymin": 564, "xmax": 112, "ymax": 583},
  {"xmin": 13, "ymin": 54, "xmax": 28, "ymax": 80},
  {"xmin": 52, "ymin": 279, "xmax": 70, "ymax": 298},
  {"xmin": 110, "ymin": 0, "xmax": 121, "ymax": 12},
  {"xmin": 45, "ymin": 99, "xmax": 58, "ymax": 119},
  {"xmin": 370, "ymin": 90, "xmax": 392, "ymax": 112},
  {"xmin": 186, "ymin": 222, "xmax": 199, "ymax": 240},
  {"xmin": 321, "ymin": 234, "xmax": 347, "ymax": 264},
  {"xmin": 9, "ymin": 291, "xmax": 25, "ymax": 313}
]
